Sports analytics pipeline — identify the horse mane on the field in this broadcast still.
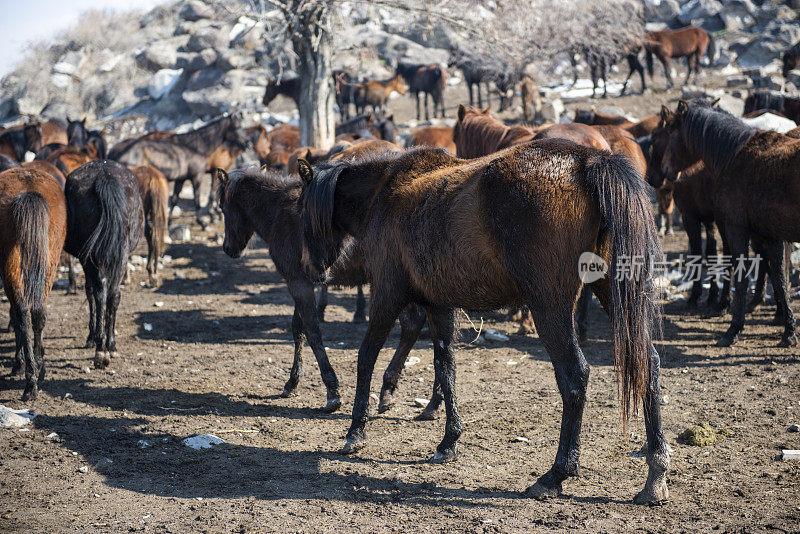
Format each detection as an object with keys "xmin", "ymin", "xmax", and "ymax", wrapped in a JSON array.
[
  {"xmin": 682, "ymin": 100, "xmax": 756, "ymax": 174},
  {"xmin": 228, "ymin": 165, "xmax": 300, "ymax": 197},
  {"xmin": 304, "ymin": 163, "xmax": 347, "ymax": 243},
  {"xmin": 174, "ymin": 116, "xmax": 236, "ymax": 153},
  {"xmin": 455, "ymin": 107, "xmax": 529, "ymax": 157}
]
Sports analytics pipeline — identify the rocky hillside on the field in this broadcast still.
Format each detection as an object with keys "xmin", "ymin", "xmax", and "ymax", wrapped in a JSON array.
[{"xmin": 0, "ymin": 0, "xmax": 797, "ymax": 138}]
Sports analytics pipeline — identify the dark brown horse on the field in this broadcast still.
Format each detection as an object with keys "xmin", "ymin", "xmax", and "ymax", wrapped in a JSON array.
[
  {"xmin": 351, "ymin": 74, "xmax": 408, "ymax": 115},
  {"xmin": 396, "ymin": 62, "xmax": 447, "ymax": 120},
  {"xmin": 131, "ymin": 165, "xmax": 169, "ymax": 287},
  {"xmin": 217, "ymin": 148, "xmax": 425, "ymax": 413},
  {"xmin": 0, "ymin": 166, "xmax": 67, "ymax": 400},
  {"xmin": 262, "ymin": 76, "xmax": 301, "ymax": 107},
  {"xmin": 0, "ymin": 123, "xmax": 42, "ymax": 162},
  {"xmin": 64, "ymin": 160, "xmax": 143, "ymax": 367},
  {"xmin": 782, "ymin": 40, "xmax": 800, "ymax": 80},
  {"xmin": 644, "ymin": 26, "xmax": 715, "ymax": 90},
  {"xmin": 406, "ymin": 125, "xmax": 456, "ymax": 154},
  {"xmin": 448, "ymin": 54, "xmax": 492, "ymax": 108},
  {"xmin": 660, "ymin": 99, "xmax": 799, "ymax": 347},
  {"xmin": 743, "ymin": 91, "xmax": 800, "ymax": 124},
  {"xmin": 453, "ymin": 105, "xmax": 536, "ymax": 158},
  {"xmin": 297, "ymin": 142, "xmax": 667, "ymax": 503},
  {"xmin": 334, "ymin": 70, "xmax": 355, "ymax": 120}
]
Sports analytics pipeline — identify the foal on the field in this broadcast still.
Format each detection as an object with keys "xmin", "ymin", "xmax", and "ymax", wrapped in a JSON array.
[
  {"xmin": 298, "ymin": 143, "xmax": 667, "ymax": 503},
  {"xmin": 0, "ymin": 166, "xmax": 66, "ymax": 400},
  {"xmin": 64, "ymin": 161, "xmax": 143, "ymax": 367},
  {"xmin": 131, "ymin": 165, "xmax": 169, "ymax": 287}
]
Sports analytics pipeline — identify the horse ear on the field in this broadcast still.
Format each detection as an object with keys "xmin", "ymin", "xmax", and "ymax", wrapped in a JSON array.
[
  {"xmin": 457, "ymin": 104, "xmax": 466, "ymax": 122},
  {"xmin": 660, "ymin": 105, "xmax": 672, "ymax": 123},
  {"xmin": 386, "ymin": 115, "xmax": 394, "ymax": 122},
  {"xmin": 216, "ymin": 168, "xmax": 229, "ymax": 187},
  {"xmin": 710, "ymin": 97, "xmax": 720, "ymax": 107},
  {"xmin": 676, "ymin": 100, "xmax": 689, "ymax": 115},
  {"xmin": 297, "ymin": 159, "xmax": 314, "ymax": 185},
  {"xmin": 483, "ymin": 105, "xmax": 491, "ymax": 114}
]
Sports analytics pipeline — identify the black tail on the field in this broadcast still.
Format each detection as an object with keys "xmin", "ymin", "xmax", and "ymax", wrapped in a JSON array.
[
  {"xmin": 11, "ymin": 192, "xmax": 50, "ymax": 309},
  {"xmin": 586, "ymin": 153, "xmax": 662, "ymax": 429},
  {"xmin": 81, "ymin": 165, "xmax": 128, "ymax": 284}
]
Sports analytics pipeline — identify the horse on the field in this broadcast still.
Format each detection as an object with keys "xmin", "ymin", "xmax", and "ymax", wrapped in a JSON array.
[
  {"xmin": 34, "ymin": 144, "xmax": 94, "ymax": 175},
  {"xmin": 574, "ymin": 110, "xmax": 661, "ymax": 139},
  {"xmin": 334, "ymin": 70, "xmax": 355, "ymax": 120},
  {"xmin": 580, "ymin": 46, "xmax": 647, "ymax": 97},
  {"xmin": 66, "ymin": 118, "xmax": 89, "ymax": 148},
  {"xmin": 396, "ymin": 62, "xmax": 447, "ymax": 120},
  {"xmin": 262, "ymin": 76, "xmax": 301, "ymax": 107},
  {"xmin": 0, "ymin": 166, "xmax": 67, "ymax": 400},
  {"xmin": 205, "ymin": 136, "xmax": 250, "ymax": 221},
  {"xmin": 520, "ymin": 75, "xmax": 543, "ymax": 123},
  {"xmin": 533, "ymin": 123, "xmax": 611, "ymax": 151},
  {"xmin": 644, "ymin": 26, "xmax": 715, "ymax": 90},
  {"xmin": 492, "ymin": 70, "xmax": 518, "ymax": 112},
  {"xmin": 40, "ymin": 119, "xmax": 68, "ymax": 146},
  {"xmin": 0, "ymin": 123, "xmax": 42, "ymax": 162},
  {"xmin": 352, "ymin": 74, "xmax": 408, "ymax": 116},
  {"xmin": 452, "ymin": 105, "xmax": 536, "ymax": 158},
  {"xmin": 743, "ymin": 91, "xmax": 800, "ymax": 124},
  {"xmin": 783, "ymin": 40, "xmax": 800, "ymax": 81},
  {"xmin": 87, "ymin": 130, "xmax": 107, "ymax": 159},
  {"xmin": 217, "ymin": 143, "xmax": 426, "ymax": 413},
  {"xmin": 335, "ymin": 113, "xmax": 377, "ymax": 139},
  {"xmin": 296, "ymin": 141, "xmax": 667, "ymax": 504},
  {"xmin": 131, "ymin": 166, "xmax": 169, "ymax": 287},
  {"xmin": 659, "ymin": 99, "xmax": 800, "ymax": 347},
  {"xmin": 370, "ymin": 115, "xmax": 398, "ymax": 143},
  {"xmin": 405, "ymin": 125, "xmax": 456, "ymax": 154},
  {"xmin": 246, "ymin": 124, "xmax": 270, "ymax": 166},
  {"xmin": 448, "ymin": 54, "xmax": 491, "ymax": 108},
  {"xmin": 63, "ymin": 160, "xmax": 143, "ymax": 368}
]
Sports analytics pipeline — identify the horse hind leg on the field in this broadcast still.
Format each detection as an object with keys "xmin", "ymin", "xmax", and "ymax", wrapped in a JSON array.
[
  {"xmin": 763, "ymin": 240, "xmax": 797, "ymax": 347},
  {"xmin": 8, "ymin": 306, "xmax": 22, "ymax": 376},
  {"xmin": 425, "ymin": 306, "xmax": 461, "ymax": 463},
  {"xmin": 92, "ymin": 273, "xmax": 110, "ymax": 368},
  {"xmin": 282, "ymin": 308, "xmax": 305, "ymax": 397},
  {"xmin": 352, "ymin": 285, "xmax": 367, "ymax": 323},
  {"xmin": 524, "ymin": 305, "xmax": 589, "ymax": 499},
  {"xmin": 31, "ymin": 304, "xmax": 46, "ymax": 388},
  {"xmin": 17, "ymin": 304, "xmax": 38, "ymax": 401}
]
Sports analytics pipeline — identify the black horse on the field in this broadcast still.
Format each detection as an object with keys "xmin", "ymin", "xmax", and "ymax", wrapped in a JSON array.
[
  {"xmin": 217, "ymin": 166, "xmax": 428, "ymax": 413},
  {"xmin": 64, "ymin": 160, "xmax": 143, "ymax": 368}
]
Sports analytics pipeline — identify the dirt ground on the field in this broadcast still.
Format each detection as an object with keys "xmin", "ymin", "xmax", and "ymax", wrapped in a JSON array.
[{"xmin": 2, "ymin": 71, "xmax": 800, "ymax": 533}]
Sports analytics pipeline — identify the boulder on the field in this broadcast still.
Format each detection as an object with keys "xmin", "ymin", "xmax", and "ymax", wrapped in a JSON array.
[
  {"xmin": 176, "ymin": 49, "xmax": 218, "ymax": 72},
  {"xmin": 540, "ymin": 97, "xmax": 564, "ymax": 123},
  {"xmin": 767, "ymin": 21, "xmax": 800, "ymax": 47},
  {"xmin": 136, "ymin": 43, "xmax": 178, "ymax": 71},
  {"xmin": 741, "ymin": 113, "xmax": 797, "ymax": 133},
  {"xmin": 148, "ymin": 68, "xmax": 184, "ymax": 100},
  {"xmin": 737, "ymin": 39, "xmax": 784, "ymax": 69},
  {"xmin": 0, "ymin": 97, "xmax": 20, "ymax": 121},
  {"xmin": 182, "ymin": 69, "xmax": 260, "ymax": 115},
  {"xmin": 179, "ymin": 1, "xmax": 213, "ymax": 22},
  {"xmin": 185, "ymin": 29, "xmax": 228, "ymax": 53},
  {"xmin": 53, "ymin": 51, "xmax": 85, "ymax": 77},
  {"xmin": 215, "ymin": 49, "xmax": 255, "ymax": 71},
  {"xmin": 643, "ymin": 0, "xmax": 680, "ymax": 22},
  {"xmin": 678, "ymin": 0, "xmax": 722, "ymax": 26}
]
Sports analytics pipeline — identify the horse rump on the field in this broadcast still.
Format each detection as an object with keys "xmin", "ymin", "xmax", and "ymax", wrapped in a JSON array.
[{"xmin": 11, "ymin": 192, "xmax": 50, "ymax": 309}]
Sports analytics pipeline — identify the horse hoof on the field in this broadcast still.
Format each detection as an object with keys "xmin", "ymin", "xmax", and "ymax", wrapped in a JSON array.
[
  {"xmin": 633, "ymin": 481, "xmax": 669, "ymax": 505},
  {"xmin": 322, "ymin": 397, "xmax": 341, "ymax": 413},
  {"xmin": 430, "ymin": 445, "xmax": 457, "ymax": 463},
  {"xmin": 415, "ymin": 408, "xmax": 438, "ymax": 421},
  {"xmin": 84, "ymin": 337, "xmax": 94, "ymax": 349},
  {"xmin": 108, "ymin": 351, "xmax": 118, "ymax": 359},
  {"xmin": 716, "ymin": 334, "xmax": 736, "ymax": 347},
  {"xmin": 21, "ymin": 387, "xmax": 37, "ymax": 402},
  {"xmin": 778, "ymin": 334, "xmax": 798, "ymax": 348},
  {"xmin": 280, "ymin": 386, "xmax": 297, "ymax": 398},
  {"xmin": 351, "ymin": 314, "xmax": 367, "ymax": 324},
  {"xmin": 524, "ymin": 480, "xmax": 562, "ymax": 500},
  {"xmin": 340, "ymin": 436, "xmax": 365, "ymax": 455},
  {"xmin": 94, "ymin": 352, "xmax": 110, "ymax": 369},
  {"xmin": 377, "ymin": 393, "xmax": 394, "ymax": 414}
]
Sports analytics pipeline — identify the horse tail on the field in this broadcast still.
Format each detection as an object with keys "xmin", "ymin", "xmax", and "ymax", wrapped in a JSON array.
[
  {"xmin": 11, "ymin": 192, "xmax": 50, "ymax": 309},
  {"xmin": 150, "ymin": 175, "xmax": 168, "ymax": 259},
  {"xmin": 706, "ymin": 33, "xmax": 716, "ymax": 65},
  {"xmin": 81, "ymin": 164, "xmax": 128, "ymax": 284},
  {"xmin": 645, "ymin": 47, "xmax": 654, "ymax": 78},
  {"xmin": 585, "ymin": 152, "xmax": 662, "ymax": 430}
]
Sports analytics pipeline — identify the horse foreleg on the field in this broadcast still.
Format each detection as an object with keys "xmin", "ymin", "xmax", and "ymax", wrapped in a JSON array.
[
  {"xmin": 525, "ymin": 306, "xmax": 589, "ymax": 499},
  {"xmin": 289, "ymin": 279, "xmax": 340, "ymax": 411},
  {"xmin": 378, "ymin": 304, "xmax": 426, "ymax": 414},
  {"xmin": 576, "ymin": 285, "xmax": 591, "ymax": 343},
  {"xmin": 661, "ymin": 57, "xmax": 673, "ymax": 89},
  {"xmin": 468, "ymin": 83, "xmax": 474, "ymax": 107},
  {"xmin": 341, "ymin": 290, "xmax": 408, "ymax": 454},
  {"xmin": 683, "ymin": 57, "xmax": 693, "ymax": 86},
  {"xmin": 425, "ymin": 306, "xmax": 461, "ymax": 462},
  {"xmin": 415, "ymin": 93, "xmax": 421, "ymax": 121},
  {"xmin": 424, "ymin": 92, "xmax": 430, "ymax": 121},
  {"xmin": 316, "ymin": 285, "xmax": 328, "ymax": 322},
  {"xmin": 704, "ymin": 222, "xmax": 720, "ymax": 306},
  {"xmin": 439, "ymin": 91, "xmax": 446, "ymax": 118},
  {"xmin": 105, "ymin": 283, "xmax": 121, "ymax": 357},
  {"xmin": 168, "ymin": 180, "xmax": 182, "ymax": 223},
  {"xmin": 717, "ymin": 226, "xmax": 750, "ymax": 346},
  {"xmin": 763, "ymin": 240, "xmax": 797, "ymax": 347},
  {"xmin": 683, "ymin": 214, "xmax": 704, "ymax": 308},
  {"xmin": 192, "ymin": 177, "xmax": 206, "ymax": 228}
]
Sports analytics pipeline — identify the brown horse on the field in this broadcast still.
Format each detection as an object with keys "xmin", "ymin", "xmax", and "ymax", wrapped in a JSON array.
[
  {"xmin": 533, "ymin": 123, "xmax": 611, "ymax": 151},
  {"xmin": 453, "ymin": 105, "xmax": 536, "ymax": 158},
  {"xmin": 246, "ymin": 124, "xmax": 270, "ymax": 165},
  {"xmin": 297, "ymin": 141, "xmax": 667, "ymax": 503},
  {"xmin": 0, "ymin": 166, "xmax": 67, "ymax": 400},
  {"xmin": 40, "ymin": 120, "xmax": 69, "ymax": 146},
  {"xmin": 743, "ymin": 91, "xmax": 800, "ymax": 124},
  {"xmin": 396, "ymin": 62, "xmax": 447, "ymax": 120},
  {"xmin": 35, "ymin": 144, "xmax": 94, "ymax": 175},
  {"xmin": 520, "ymin": 75, "xmax": 542, "ymax": 123},
  {"xmin": 660, "ymin": 99, "xmax": 799, "ymax": 347},
  {"xmin": 644, "ymin": 26, "xmax": 715, "ymax": 90},
  {"xmin": 131, "ymin": 166, "xmax": 169, "ymax": 287},
  {"xmin": 262, "ymin": 76, "xmax": 301, "ymax": 107},
  {"xmin": 574, "ymin": 110, "xmax": 661, "ymax": 139},
  {"xmin": 352, "ymin": 74, "xmax": 408, "ymax": 115},
  {"xmin": 405, "ymin": 125, "xmax": 456, "ymax": 154},
  {"xmin": 592, "ymin": 125, "xmax": 646, "ymax": 176}
]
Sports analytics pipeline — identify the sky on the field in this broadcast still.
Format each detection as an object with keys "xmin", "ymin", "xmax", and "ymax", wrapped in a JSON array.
[{"xmin": 0, "ymin": 0, "xmax": 165, "ymax": 77}]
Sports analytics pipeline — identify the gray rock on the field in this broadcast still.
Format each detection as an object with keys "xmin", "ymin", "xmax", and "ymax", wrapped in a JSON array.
[
  {"xmin": 726, "ymin": 76, "xmax": 750, "ymax": 88},
  {"xmin": 185, "ymin": 29, "xmax": 228, "ymax": 53},
  {"xmin": 176, "ymin": 49, "xmax": 218, "ymax": 72},
  {"xmin": 643, "ymin": 0, "xmax": 680, "ymax": 22},
  {"xmin": 789, "ymin": 424, "xmax": 800, "ymax": 433},
  {"xmin": 183, "ymin": 69, "xmax": 261, "ymax": 115},
  {"xmin": 169, "ymin": 225, "xmax": 191, "ymax": 243},
  {"xmin": 0, "ymin": 405, "xmax": 36, "ymax": 427},
  {"xmin": 737, "ymin": 40, "xmax": 784, "ymax": 69},
  {"xmin": 182, "ymin": 434, "xmax": 224, "ymax": 449},
  {"xmin": 136, "ymin": 44, "xmax": 178, "ymax": 71},
  {"xmin": 53, "ymin": 51, "xmax": 85, "ymax": 76},
  {"xmin": 179, "ymin": 1, "xmax": 213, "ymax": 22},
  {"xmin": 678, "ymin": 0, "xmax": 722, "ymax": 26},
  {"xmin": 215, "ymin": 49, "xmax": 255, "ymax": 71},
  {"xmin": 147, "ymin": 68, "xmax": 184, "ymax": 100},
  {"xmin": 0, "ymin": 98, "xmax": 20, "ymax": 121},
  {"xmin": 767, "ymin": 22, "xmax": 800, "ymax": 48}
]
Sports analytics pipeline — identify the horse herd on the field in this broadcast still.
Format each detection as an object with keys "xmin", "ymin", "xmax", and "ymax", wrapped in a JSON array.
[{"xmin": 1, "ymin": 28, "xmax": 800, "ymax": 504}]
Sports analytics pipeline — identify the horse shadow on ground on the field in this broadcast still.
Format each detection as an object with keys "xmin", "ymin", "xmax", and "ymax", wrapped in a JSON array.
[{"xmin": 30, "ymin": 410, "xmax": 621, "ymax": 505}]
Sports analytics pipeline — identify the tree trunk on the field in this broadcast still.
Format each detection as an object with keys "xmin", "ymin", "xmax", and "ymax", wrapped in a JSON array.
[{"xmin": 292, "ymin": 11, "xmax": 335, "ymax": 151}]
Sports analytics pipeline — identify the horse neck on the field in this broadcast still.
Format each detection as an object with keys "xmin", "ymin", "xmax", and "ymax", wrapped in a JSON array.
[
  {"xmin": 239, "ymin": 177, "xmax": 298, "ymax": 242},
  {"xmin": 333, "ymin": 160, "xmax": 389, "ymax": 236},
  {"xmin": 683, "ymin": 108, "xmax": 756, "ymax": 175}
]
